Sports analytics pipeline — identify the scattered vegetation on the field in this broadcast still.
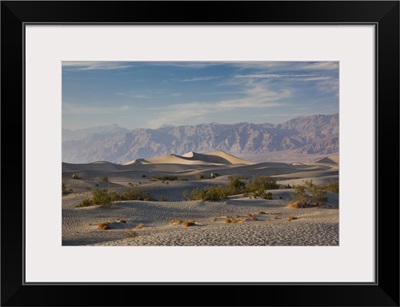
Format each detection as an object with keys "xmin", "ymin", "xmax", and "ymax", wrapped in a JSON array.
[
  {"xmin": 101, "ymin": 176, "xmax": 109, "ymax": 182},
  {"xmin": 150, "ymin": 175, "xmax": 188, "ymax": 182},
  {"xmin": 97, "ymin": 223, "xmax": 110, "ymax": 230},
  {"xmin": 289, "ymin": 180, "xmax": 331, "ymax": 208},
  {"xmin": 249, "ymin": 216, "xmax": 258, "ymax": 221},
  {"xmin": 159, "ymin": 195, "xmax": 169, "ymax": 201},
  {"xmin": 75, "ymin": 187, "xmax": 157, "ymax": 208},
  {"xmin": 125, "ymin": 230, "xmax": 138, "ymax": 238},
  {"xmin": 224, "ymin": 219, "xmax": 232, "ymax": 224},
  {"xmin": 117, "ymin": 219, "xmax": 126, "ymax": 223},
  {"xmin": 257, "ymin": 211, "xmax": 266, "ymax": 215},
  {"xmin": 243, "ymin": 175, "xmax": 279, "ymax": 199},
  {"xmin": 141, "ymin": 174, "xmax": 146, "ymax": 178},
  {"xmin": 183, "ymin": 175, "xmax": 278, "ymax": 201},
  {"xmin": 72, "ymin": 174, "xmax": 82, "ymax": 180},
  {"xmin": 288, "ymin": 216, "xmax": 298, "ymax": 222}
]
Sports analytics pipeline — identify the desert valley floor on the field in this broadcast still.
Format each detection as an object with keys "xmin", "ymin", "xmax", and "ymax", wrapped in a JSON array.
[{"xmin": 62, "ymin": 151, "xmax": 339, "ymax": 246}]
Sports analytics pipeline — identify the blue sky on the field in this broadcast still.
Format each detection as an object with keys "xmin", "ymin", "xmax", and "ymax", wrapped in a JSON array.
[{"xmin": 62, "ymin": 61, "xmax": 338, "ymax": 130}]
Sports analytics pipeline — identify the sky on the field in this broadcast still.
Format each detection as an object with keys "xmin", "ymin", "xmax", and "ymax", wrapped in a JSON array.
[{"xmin": 62, "ymin": 61, "xmax": 339, "ymax": 130}]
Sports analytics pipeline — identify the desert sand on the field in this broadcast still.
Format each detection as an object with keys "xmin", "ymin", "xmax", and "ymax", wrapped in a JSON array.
[{"xmin": 62, "ymin": 151, "xmax": 339, "ymax": 246}]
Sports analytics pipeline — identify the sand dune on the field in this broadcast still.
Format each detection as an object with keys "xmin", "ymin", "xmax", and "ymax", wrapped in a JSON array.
[
  {"xmin": 315, "ymin": 154, "xmax": 339, "ymax": 165},
  {"xmin": 62, "ymin": 151, "xmax": 339, "ymax": 246}
]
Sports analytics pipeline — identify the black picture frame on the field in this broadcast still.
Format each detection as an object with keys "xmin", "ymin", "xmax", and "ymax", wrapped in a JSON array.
[{"xmin": 1, "ymin": 1, "xmax": 399, "ymax": 306}]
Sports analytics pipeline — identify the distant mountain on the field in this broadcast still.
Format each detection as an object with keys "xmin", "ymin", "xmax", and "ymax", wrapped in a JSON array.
[{"xmin": 62, "ymin": 114, "xmax": 339, "ymax": 163}]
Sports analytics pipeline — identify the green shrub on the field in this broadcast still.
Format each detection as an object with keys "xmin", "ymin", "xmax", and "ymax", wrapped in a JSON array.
[
  {"xmin": 290, "ymin": 180, "xmax": 329, "ymax": 206},
  {"xmin": 320, "ymin": 181, "xmax": 339, "ymax": 193},
  {"xmin": 75, "ymin": 198, "xmax": 94, "ymax": 207},
  {"xmin": 121, "ymin": 188, "xmax": 156, "ymax": 201},
  {"xmin": 243, "ymin": 175, "xmax": 278, "ymax": 198}
]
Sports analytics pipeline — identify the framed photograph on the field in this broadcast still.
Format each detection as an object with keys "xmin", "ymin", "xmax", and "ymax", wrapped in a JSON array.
[{"xmin": 1, "ymin": 1, "xmax": 399, "ymax": 306}]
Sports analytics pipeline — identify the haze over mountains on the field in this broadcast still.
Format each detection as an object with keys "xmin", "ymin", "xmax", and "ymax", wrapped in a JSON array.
[{"xmin": 62, "ymin": 113, "xmax": 338, "ymax": 163}]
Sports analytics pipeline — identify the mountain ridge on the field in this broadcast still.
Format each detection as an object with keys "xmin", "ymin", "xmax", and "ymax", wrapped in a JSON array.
[{"xmin": 63, "ymin": 113, "xmax": 339, "ymax": 163}]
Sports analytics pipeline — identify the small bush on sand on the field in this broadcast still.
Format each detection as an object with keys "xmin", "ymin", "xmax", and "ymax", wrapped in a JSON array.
[
  {"xmin": 125, "ymin": 230, "xmax": 138, "ymax": 238},
  {"xmin": 183, "ymin": 221, "xmax": 196, "ymax": 227},
  {"xmin": 290, "ymin": 180, "xmax": 328, "ymax": 207},
  {"xmin": 249, "ymin": 216, "xmax": 258, "ymax": 221},
  {"xmin": 288, "ymin": 216, "xmax": 298, "ymax": 222},
  {"xmin": 101, "ymin": 176, "xmax": 109, "ymax": 182},
  {"xmin": 117, "ymin": 219, "xmax": 126, "ymax": 223},
  {"xmin": 159, "ymin": 195, "xmax": 168, "ymax": 201},
  {"xmin": 121, "ymin": 188, "xmax": 156, "ymax": 201},
  {"xmin": 135, "ymin": 223, "xmax": 145, "ymax": 230},
  {"xmin": 97, "ymin": 223, "xmax": 110, "ymax": 230},
  {"xmin": 75, "ymin": 198, "xmax": 94, "ymax": 208},
  {"xmin": 257, "ymin": 211, "xmax": 266, "ymax": 215},
  {"xmin": 170, "ymin": 220, "xmax": 183, "ymax": 225},
  {"xmin": 244, "ymin": 175, "xmax": 279, "ymax": 199},
  {"xmin": 224, "ymin": 219, "xmax": 232, "ymax": 224},
  {"xmin": 72, "ymin": 174, "xmax": 82, "ymax": 180}
]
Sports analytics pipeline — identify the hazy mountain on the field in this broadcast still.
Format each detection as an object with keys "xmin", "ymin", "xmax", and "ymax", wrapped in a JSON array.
[{"xmin": 62, "ymin": 114, "xmax": 339, "ymax": 163}]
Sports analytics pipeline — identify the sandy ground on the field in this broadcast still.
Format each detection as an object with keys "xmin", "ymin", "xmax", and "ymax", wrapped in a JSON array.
[{"xmin": 62, "ymin": 152, "xmax": 339, "ymax": 246}]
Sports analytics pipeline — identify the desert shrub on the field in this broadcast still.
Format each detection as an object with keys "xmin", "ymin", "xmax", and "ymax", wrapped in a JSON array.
[
  {"xmin": 75, "ymin": 198, "xmax": 94, "ymax": 207},
  {"xmin": 226, "ymin": 176, "xmax": 246, "ymax": 195},
  {"xmin": 159, "ymin": 195, "xmax": 168, "ymax": 201},
  {"xmin": 257, "ymin": 211, "xmax": 266, "ymax": 215},
  {"xmin": 97, "ymin": 223, "xmax": 110, "ymax": 230},
  {"xmin": 249, "ymin": 216, "xmax": 258, "ymax": 221},
  {"xmin": 170, "ymin": 220, "xmax": 183, "ymax": 225},
  {"xmin": 183, "ymin": 221, "xmax": 195, "ymax": 227},
  {"xmin": 243, "ymin": 175, "xmax": 278, "ymax": 198},
  {"xmin": 141, "ymin": 174, "xmax": 146, "ymax": 178},
  {"xmin": 72, "ymin": 174, "xmax": 82, "ymax": 180},
  {"xmin": 151, "ymin": 175, "xmax": 179, "ymax": 181},
  {"xmin": 186, "ymin": 185, "xmax": 227, "ymax": 201},
  {"xmin": 290, "ymin": 180, "xmax": 328, "ymax": 207},
  {"xmin": 224, "ymin": 219, "xmax": 232, "ymax": 224},
  {"xmin": 135, "ymin": 223, "xmax": 145, "ymax": 230},
  {"xmin": 75, "ymin": 187, "xmax": 156, "ymax": 208},
  {"xmin": 101, "ymin": 176, "xmax": 109, "ymax": 182},
  {"xmin": 292, "ymin": 185, "xmax": 308, "ymax": 204},
  {"xmin": 311, "ymin": 189, "xmax": 328, "ymax": 204},
  {"xmin": 125, "ymin": 230, "xmax": 138, "ymax": 238},
  {"xmin": 288, "ymin": 216, "xmax": 298, "ymax": 222},
  {"xmin": 197, "ymin": 174, "xmax": 205, "ymax": 180},
  {"xmin": 128, "ymin": 182, "xmax": 133, "ymax": 186},
  {"xmin": 320, "ymin": 181, "xmax": 339, "ymax": 193},
  {"xmin": 92, "ymin": 189, "xmax": 120, "ymax": 206},
  {"xmin": 121, "ymin": 188, "xmax": 156, "ymax": 201}
]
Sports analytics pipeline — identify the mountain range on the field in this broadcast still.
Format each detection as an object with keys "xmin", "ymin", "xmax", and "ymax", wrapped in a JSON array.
[{"xmin": 62, "ymin": 113, "xmax": 339, "ymax": 163}]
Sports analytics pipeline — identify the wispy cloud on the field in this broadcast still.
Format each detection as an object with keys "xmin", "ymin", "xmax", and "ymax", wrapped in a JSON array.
[
  {"xmin": 181, "ymin": 76, "xmax": 221, "ymax": 82},
  {"xmin": 147, "ymin": 83, "xmax": 290, "ymax": 127},
  {"xmin": 231, "ymin": 61, "xmax": 339, "ymax": 72},
  {"xmin": 63, "ymin": 61, "xmax": 132, "ymax": 71}
]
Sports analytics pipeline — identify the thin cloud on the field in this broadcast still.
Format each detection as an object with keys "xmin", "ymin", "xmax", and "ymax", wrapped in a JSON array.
[{"xmin": 181, "ymin": 76, "xmax": 221, "ymax": 82}]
